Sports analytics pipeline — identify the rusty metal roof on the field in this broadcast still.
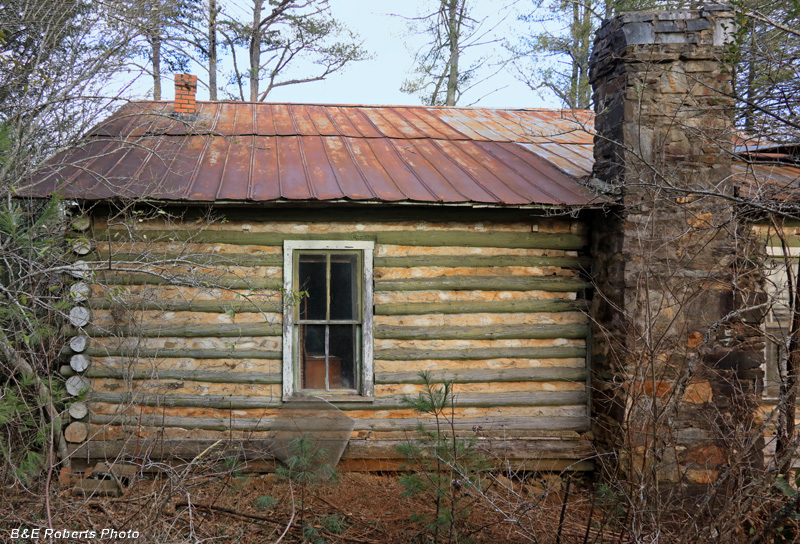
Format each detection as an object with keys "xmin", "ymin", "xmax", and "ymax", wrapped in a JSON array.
[
  {"xmin": 28, "ymin": 101, "xmax": 799, "ymax": 207},
  {"xmin": 28, "ymin": 102, "xmax": 599, "ymax": 207}
]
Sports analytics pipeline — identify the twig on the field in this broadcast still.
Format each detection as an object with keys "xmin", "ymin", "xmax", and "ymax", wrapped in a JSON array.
[
  {"xmin": 556, "ymin": 477, "xmax": 572, "ymax": 544},
  {"xmin": 275, "ymin": 481, "xmax": 295, "ymax": 544},
  {"xmin": 176, "ymin": 501, "xmax": 285, "ymax": 526}
]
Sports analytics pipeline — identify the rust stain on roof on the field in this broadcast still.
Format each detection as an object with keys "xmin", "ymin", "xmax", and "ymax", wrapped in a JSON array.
[
  {"xmin": 28, "ymin": 101, "xmax": 798, "ymax": 207},
  {"xmin": 28, "ymin": 102, "xmax": 600, "ymax": 207}
]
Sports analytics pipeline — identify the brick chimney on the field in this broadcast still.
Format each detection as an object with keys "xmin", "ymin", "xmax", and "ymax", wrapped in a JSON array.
[
  {"xmin": 174, "ymin": 74, "xmax": 198, "ymax": 114},
  {"xmin": 588, "ymin": 7, "xmax": 762, "ymax": 491}
]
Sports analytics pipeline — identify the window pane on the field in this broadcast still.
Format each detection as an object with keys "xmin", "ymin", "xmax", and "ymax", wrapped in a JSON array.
[
  {"xmin": 329, "ymin": 324, "xmax": 358, "ymax": 389},
  {"xmin": 330, "ymin": 254, "xmax": 358, "ymax": 320},
  {"xmin": 301, "ymin": 324, "xmax": 326, "ymax": 389},
  {"xmin": 298, "ymin": 254, "xmax": 326, "ymax": 320}
]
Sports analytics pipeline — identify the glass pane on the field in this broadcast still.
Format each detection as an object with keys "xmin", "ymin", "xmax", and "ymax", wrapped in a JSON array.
[
  {"xmin": 329, "ymin": 324, "xmax": 358, "ymax": 390},
  {"xmin": 297, "ymin": 254, "xmax": 326, "ymax": 320},
  {"xmin": 330, "ymin": 254, "xmax": 358, "ymax": 320},
  {"xmin": 301, "ymin": 324, "xmax": 326, "ymax": 389}
]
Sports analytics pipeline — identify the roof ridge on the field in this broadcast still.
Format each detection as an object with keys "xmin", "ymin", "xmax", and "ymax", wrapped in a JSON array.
[{"xmin": 134, "ymin": 99, "xmax": 592, "ymax": 114}]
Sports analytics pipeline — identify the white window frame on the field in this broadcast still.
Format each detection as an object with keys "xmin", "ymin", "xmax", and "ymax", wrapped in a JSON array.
[{"xmin": 282, "ymin": 240, "xmax": 374, "ymax": 401}]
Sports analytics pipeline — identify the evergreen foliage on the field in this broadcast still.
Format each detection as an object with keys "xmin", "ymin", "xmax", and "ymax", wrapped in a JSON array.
[{"xmin": 397, "ymin": 371, "xmax": 490, "ymax": 543}]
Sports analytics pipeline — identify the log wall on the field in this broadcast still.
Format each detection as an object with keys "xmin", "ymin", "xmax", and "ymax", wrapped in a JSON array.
[{"xmin": 64, "ymin": 208, "xmax": 593, "ymax": 471}]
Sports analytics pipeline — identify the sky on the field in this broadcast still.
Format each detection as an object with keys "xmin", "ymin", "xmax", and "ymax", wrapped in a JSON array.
[{"xmin": 154, "ymin": 0, "xmax": 559, "ymax": 110}]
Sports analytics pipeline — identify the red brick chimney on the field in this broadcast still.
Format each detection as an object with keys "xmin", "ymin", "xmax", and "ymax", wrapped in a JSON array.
[{"xmin": 174, "ymin": 74, "xmax": 197, "ymax": 114}]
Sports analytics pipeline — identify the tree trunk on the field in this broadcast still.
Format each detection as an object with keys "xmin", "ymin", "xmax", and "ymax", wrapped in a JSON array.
[
  {"xmin": 578, "ymin": 3, "xmax": 592, "ymax": 109},
  {"xmin": 778, "ymin": 256, "xmax": 800, "ymax": 474},
  {"xmin": 208, "ymin": 0, "xmax": 218, "ymax": 101},
  {"xmin": 569, "ymin": 1, "xmax": 580, "ymax": 109},
  {"xmin": 151, "ymin": 34, "xmax": 162, "ymax": 100},
  {"xmin": 249, "ymin": 0, "xmax": 263, "ymax": 102},
  {"xmin": 445, "ymin": 0, "xmax": 460, "ymax": 106},
  {"xmin": 744, "ymin": 31, "xmax": 756, "ymax": 134}
]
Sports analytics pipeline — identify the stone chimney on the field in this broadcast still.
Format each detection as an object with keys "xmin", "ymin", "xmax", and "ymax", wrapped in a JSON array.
[
  {"xmin": 590, "ymin": 6, "xmax": 735, "ymax": 189},
  {"xmin": 588, "ymin": 7, "xmax": 763, "ymax": 491},
  {"xmin": 174, "ymin": 74, "xmax": 198, "ymax": 115}
]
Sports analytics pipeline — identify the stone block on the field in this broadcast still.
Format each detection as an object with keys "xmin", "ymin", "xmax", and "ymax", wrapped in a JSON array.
[
  {"xmin": 686, "ymin": 18, "xmax": 712, "ymax": 31},
  {"xmin": 658, "ymin": 10, "xmax": 695, "ymax": 20},
  {"xmin": 655, "ymin": 20, "xmax": 684, "ymax": 32},
  {"xmin": 657, "ymin": 33, "xmax": 690, "ymax": 44},
  {"xmin": 622, "ymin": 22, "xmax": 654, "ymax": 45},
  {"xmin": 683, "ymin": 468, "xmax": 720, "ymax": 484},
  {"xmin": 623, "ymin": 12, "xmax": 655, "ymax": 22},
  {"xmin": 72, "ymin": 479, "xmax": 124, "ymax": 498},
  {"xmin": 684, "ymin": 380, "xmax": 713, "ymax": 404},
  {"xmin": 681, "ymin": 444, "xmax": 727, "ymax": 466}
]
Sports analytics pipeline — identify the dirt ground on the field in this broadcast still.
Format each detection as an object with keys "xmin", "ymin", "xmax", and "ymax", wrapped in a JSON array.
[{"xmin": 1, "ymin": 469, "xmax": 617, "ymax": 543}]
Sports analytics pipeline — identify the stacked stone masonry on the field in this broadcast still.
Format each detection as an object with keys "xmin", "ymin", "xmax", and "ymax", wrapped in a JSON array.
[{"xmin": 589, "ymin": 7, "xmax": 764, "ymax": 488}]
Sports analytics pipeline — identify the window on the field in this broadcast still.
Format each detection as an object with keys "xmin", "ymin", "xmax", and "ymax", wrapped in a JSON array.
[
  {"xmin": 282, "ymin": 241, "xmax": 374, "ymax": 400},
  {"xmin": 763, "ymin": 245, "xmax": 798, "ymax": 398}
]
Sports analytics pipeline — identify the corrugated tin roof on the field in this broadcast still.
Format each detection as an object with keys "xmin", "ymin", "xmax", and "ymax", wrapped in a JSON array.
[
  {"xmin": 26, "ymin": 101, "xmax": 800, "ymax": 207},
  {"xmin": 27, "ymin": 102, "xmax": 599, "ymax": 207}
]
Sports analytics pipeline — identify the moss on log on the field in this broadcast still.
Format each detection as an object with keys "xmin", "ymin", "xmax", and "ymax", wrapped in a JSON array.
[
  {"xmin": 92, "ymin": 229, "xmax": 587, "ymax": 250},
  {"xmin": 375, "ymin": 276, "xmax": 589, "ymax": 292},
  {"xmin": 376, "ymin": 346, "xmax": 586, "ymax": 361},
  {"xmin": 375, "ymin": 299, "xmax": 586, "ymax": 315},
  {"xmin": 374, "ymin": 323, "xmax": 589, "ymax": 340},
  {"xmin": 375, "ymin": 367, "xmax": 587, "ymax": 384},
  {"xmin": 90, "ymin": 390, "xmax": 587, "ymax": 411}
]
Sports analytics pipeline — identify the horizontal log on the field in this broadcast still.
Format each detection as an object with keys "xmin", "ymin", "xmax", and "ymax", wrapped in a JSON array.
[
  {"xmin": 375, "ymin": 367, "xmax": 587, "ymax": 385},
  {"xmin": 69, "ymin": 307, "xmax": 92, "ymax": 327},
  {"xmin": 376, "ymin": 346, "xmax": 586, "ymax": 361},
  {"xmin": 80, "ymin": 347, "xmax": 281, "ymax": 360},
  {"xmin": 88, "ymin": 298, "xmax": 279, "ymax": 314},
  {"xmin": 71, "ymin": 216, "xmax": 91, "ymax": 232},
  {"xmin": 92, "ymin": 253, "xmax": 589, "ymax": 270},
  {"xmin": 69, "ymin": 402, "xmax": 89, "ymax": 420},
  {"xmin": 70, "ymin": 354, "xmax": 91, "ymax": 372},
  {"xmin": 375, "ymin": 276, "xmax": 589, "ymax": 292},
  {"xmin": 95, "ymin": 206, "xmax": 561, "ymax": 224},
  {"xmin": 375, "ymin": 255, "xmax": 589, "ymax": 269},
  {"xmin": 67, "ymin": 435, "xmax": 594, "ymax": 465},
  {"xmin": 376, "ymin": 299, "xmax": 586, "ymax": 315},
  {"xmin": 90, "ymin": 390, "xmax": 587, "ymax": 411},
  {"xmin": 82, "ymin": 367, "xmax": 281, "ymax": 384},
  {"xmin": 67, "ymin": 439, "xmax": 277, "ymax": 460},
  {"xmin": 340, "ymin": 458, "xmax": 593, "ymax": 472},
  {"xmin": 93, "ymin": 272, "xmax": 281, "ymax": 290},
  {"xmin": 66, "ymin": 375, "xmax": 92, "ymax": 396},
  {"xmin": 355, "ymin": 416, "xmax": 589, "ymax": 433},
  {"xmin": 69, "ymin": 335, "xmax": 90, "ymax": 353},
  {"xmin": 82, "ymin": 416, "xmax": 587, "ymax": 437},
  {"xmin": 343, "ymin": 438, "xmax": 593, "ymax": 460},
  {"xmin": 93, "ymin": 252, "xmax": 283, "ymax": 267},
  {"xmin": 86, "ymin": 298, "xmax": 586, "ymax": 316},
  {"xmin": 76, "ymin": 322, "xmax": 587, "ymax": 341},
  {"xmin": 375, "ymin": 323, "xmax": 589, "ymax": 341},
  {"xmin": 72, "ymin": 322, "xmax": 281, "ymax": 339},
  {"xmin": 102, "ymin": 206, "xmax": 588, "ymax": 224},
  {"xmin": 93, "ymin": 229, "xmax": 588, "ymax": 250},
  {"xmin": 64, "ymin": 422, "xmax": 89, "ymax": 443},
  {"xmin": 90, "ymin": 414, "xmax": 589, "ymax": 442}
]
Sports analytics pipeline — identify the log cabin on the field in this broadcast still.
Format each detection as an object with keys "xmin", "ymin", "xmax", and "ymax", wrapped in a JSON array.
[{"xmin": 26, "ymin": 7, "xmax": 800, "ymax": 484}]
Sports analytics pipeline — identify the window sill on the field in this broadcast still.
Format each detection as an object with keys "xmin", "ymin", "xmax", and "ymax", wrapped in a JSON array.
[{"xmin": 284, "ymin": 392, "xmax": 374, "ymax": 404}]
